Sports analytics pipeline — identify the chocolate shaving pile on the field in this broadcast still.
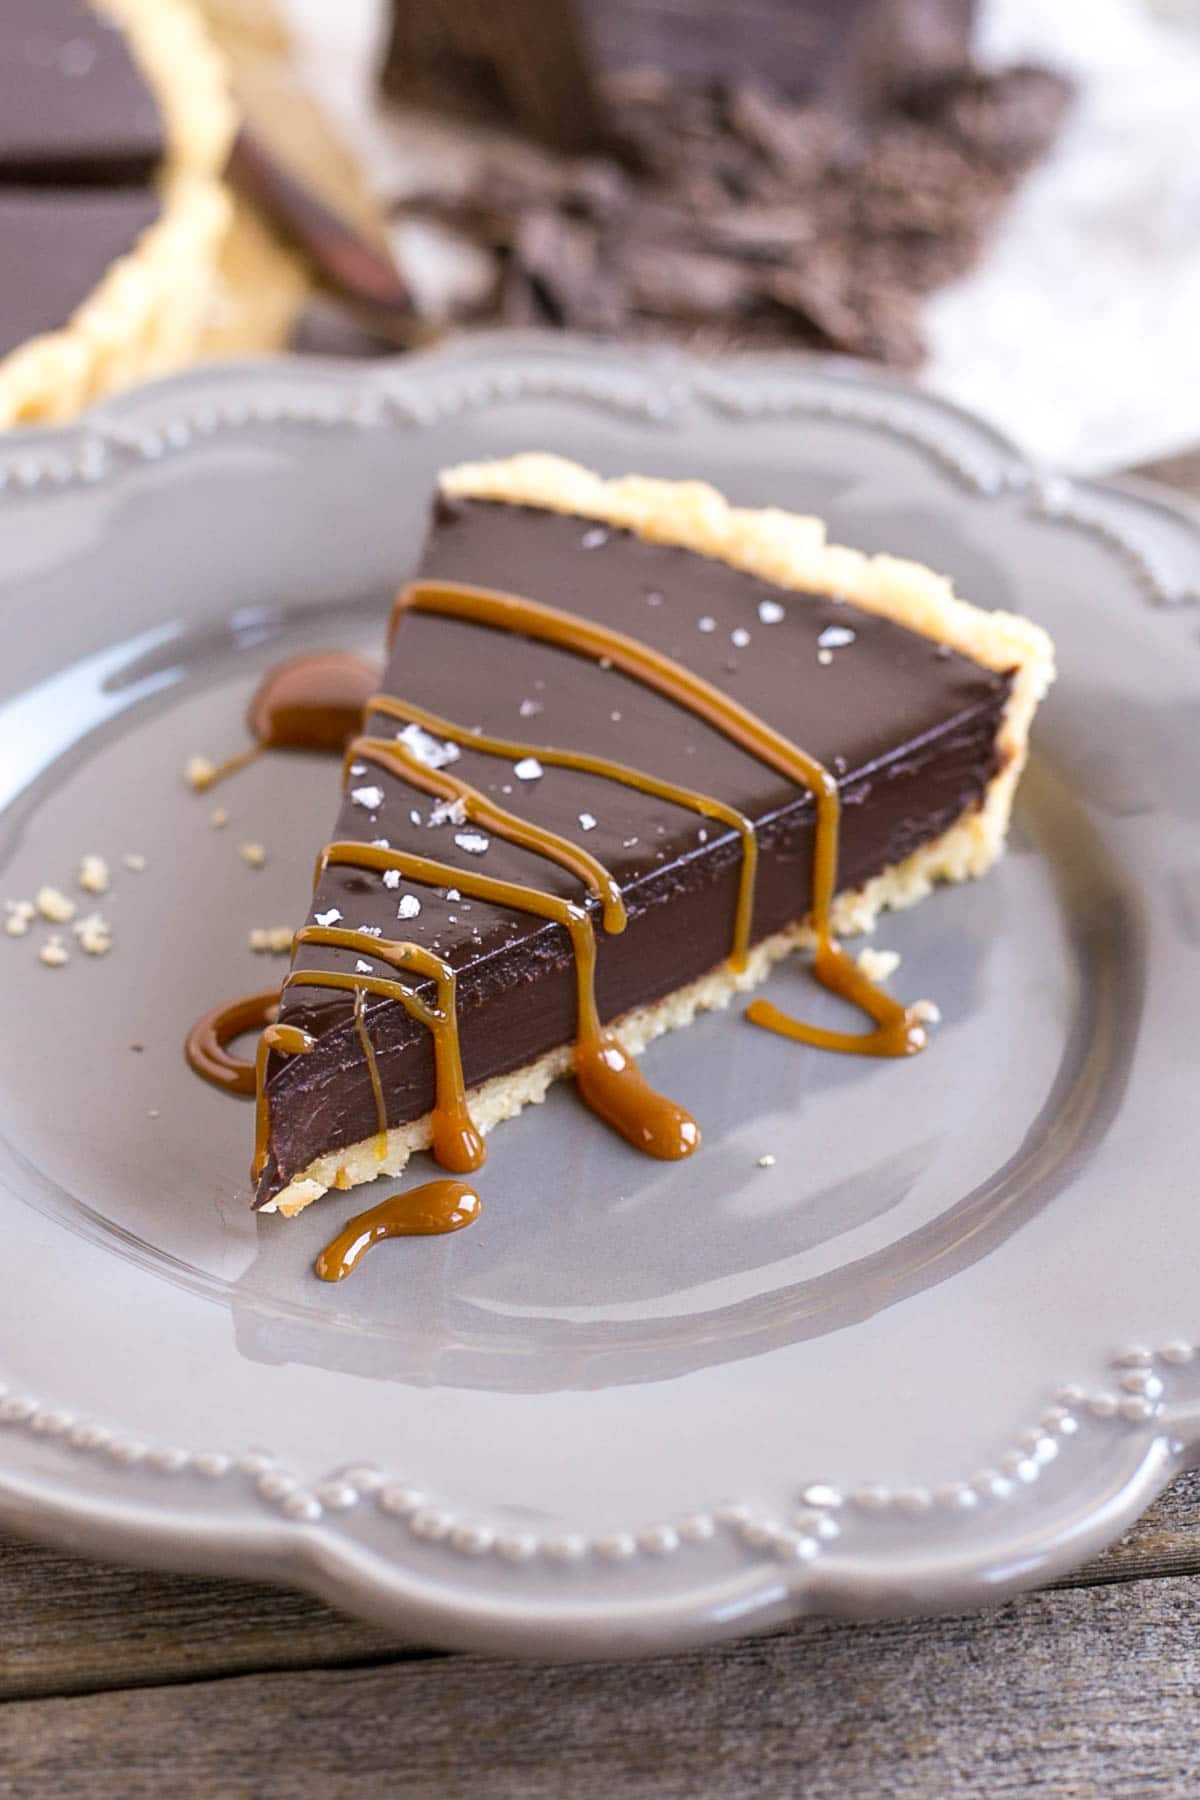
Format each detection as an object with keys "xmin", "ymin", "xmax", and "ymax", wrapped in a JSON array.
[{"xmin": 401, "ymin": 64, "xmax": 1072, "ymax": 367}]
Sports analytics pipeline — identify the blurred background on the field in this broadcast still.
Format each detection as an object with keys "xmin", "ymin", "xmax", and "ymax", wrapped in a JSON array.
[{"xmin": 4, "ymin": 0, "xmax": 1200, "ymax": 470}]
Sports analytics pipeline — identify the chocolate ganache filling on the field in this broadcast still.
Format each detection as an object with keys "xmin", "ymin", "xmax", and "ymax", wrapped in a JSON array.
[{"xmin": 253, "ymin": 496, "xmax": 1012, "ymax": 1206}]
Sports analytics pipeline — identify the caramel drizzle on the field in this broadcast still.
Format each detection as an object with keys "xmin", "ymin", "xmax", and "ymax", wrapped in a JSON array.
[
  {"xmin": 365, "ymin": 694, "xmax": 759, "ymax": 968},
  {"xmin": 312, "ymin": 842, "xmax": 699, "ymax": 1162},
  {"xmin": 315, "ymin": 1180, "xmax": 481, "ymax": 1281},
  {"xmin": 248, "ymin": 574, "xmax": 926, "ymax": 1196},
  {"xmin": 390, "ymin": 581, "xmax": 924, "ymax": 1057},
  {"xmin": 253, "ymin": 926, "xmax": 485, "ymax": 1182},
  {"xmin": 185, "ymin": 988, "xmax": 280, "ymax": 1096}
]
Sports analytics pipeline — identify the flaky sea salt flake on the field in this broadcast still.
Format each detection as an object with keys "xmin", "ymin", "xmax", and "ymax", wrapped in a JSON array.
[
  {"xmin": 396, "ymin": 722, "xmax": 460, "ymax": 770},
  {"xmin": 758, "ymin": 600, "xmax": 785, "ymax": 625},
  {"xmin": 397, "ymin": 894, "xmax": 421, "ymax": 920},
  {"xmin": 818, "ymin": 625, "xmax": 856, "ymax": 650},
  {"xmin": 429, "ymin": 797, "xmax": 467, "ymax": 828},
  {"xmin": 578, "ymin": 812, "xmax": 597, "ymax": 832},
  {"xmin": 350, "ymin": 785, "xmax": 385, "ymax": 811},
  {"xmin": 454, "ymin": 831, "xmax": 490, "ymax": 855},
  {"xmin": 513, "ymin": 757, "xmax": 543, "ymax": 781}
]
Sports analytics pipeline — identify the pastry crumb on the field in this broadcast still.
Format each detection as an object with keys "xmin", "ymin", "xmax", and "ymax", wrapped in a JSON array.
[
  {"xmin": 856, "ymin": 946, "xmax": 901, "ymax": 983},
  {"xmin": 209, "ymin": 807, "xmax": 228, "ymax": 829},
  {"xmin": 756, "ymin": 1153, "xmax": 776, "ymax": 1168},
  {"xmin": 249, "ymin": 926, "xmax": 293, "ymax": 954},
  {"xmin": 3, "ymin": 900, "xmax": 34, "ymax": 937},
  {"xmin": 912, "ymin": 998, "xmax": 942, "ymax": 1024},
  {"xmin": 36, "ymin": 886, "xmax": 75, "ymax": 924},
  {"xmin": 74, "ymin": 912, "xmax": 113, "ymax": 955},
  {"xmin": 123, "ymin": 852, "xmax": 147, "ymax": 873},
  {"xmin": 78, "ymin": 854, "xmax": 109, "ymax": 895},
  {"xmin": 39, "ymin": 936, "xmax": 69, "ymax": 967},
  {"xmin": 239, "ymin": 842, "xmax": 266, "ymax": 869},
  {"xmin": 185, "ymin": 754, "xmax": 217, "ymax": 791}
]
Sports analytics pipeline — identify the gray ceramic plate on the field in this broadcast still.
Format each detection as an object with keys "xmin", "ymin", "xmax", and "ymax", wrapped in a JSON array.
[{"xmin": 1, "ymin": 335, "xmax": 1198, "ymax": 1659}]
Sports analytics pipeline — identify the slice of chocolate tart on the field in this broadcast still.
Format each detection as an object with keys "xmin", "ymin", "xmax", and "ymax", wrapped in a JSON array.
[{"xmin": 253, "ymin": 454, "xmax": 1054, "ymax": 1216}]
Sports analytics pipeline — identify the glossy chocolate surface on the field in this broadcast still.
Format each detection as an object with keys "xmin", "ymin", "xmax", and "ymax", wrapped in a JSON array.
[{"xmin": 258, "ymin": 497, "xmax": 1011, "ymax": 1202}]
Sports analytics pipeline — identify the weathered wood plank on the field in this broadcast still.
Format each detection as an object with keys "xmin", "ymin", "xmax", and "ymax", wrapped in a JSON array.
[
  {"xmin": 1, "ymin": 1574, "xmax": 1198, "ymax": 1799},
  {"xmin": 0, "ymin": 1534, "xmax": 411, "ymax": 1702},
  {"xmin": 3, "ymin": 1468, "xmax": 1200, "ymax": 1703}
]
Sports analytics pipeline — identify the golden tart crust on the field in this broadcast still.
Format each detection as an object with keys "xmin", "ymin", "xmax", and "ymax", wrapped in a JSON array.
[{"xmin": 0, "ymin": 0, "xmax": 236, "ymax": 428}]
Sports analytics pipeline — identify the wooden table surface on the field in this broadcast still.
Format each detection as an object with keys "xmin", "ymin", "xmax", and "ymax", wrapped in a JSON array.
[{"xmin": 2, "ymin": 449, "xmax": 1197, "ymax": 1799}]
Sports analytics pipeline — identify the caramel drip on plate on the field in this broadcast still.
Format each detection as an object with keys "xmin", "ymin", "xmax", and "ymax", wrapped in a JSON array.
[
  {"xmin": 315, "ymin": 1180, "xmax": 481, "ymax": 1280},
  {"xmin": 391, "ymin": 582, "xmax": 925, "ymax": 1055},
  {"xmin": 365, "ymin": 693, "xmax": 759, "ymax": 969},
  {"xmin": 193, "ymin": 651, "xmax": 380, "ymax": 790},
  {"xmin": 185, "ymin": 989, "xmax": 280, "ymax": 1096}
]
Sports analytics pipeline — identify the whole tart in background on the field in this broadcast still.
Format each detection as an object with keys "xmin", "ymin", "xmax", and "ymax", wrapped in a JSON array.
[{"xmin": 0, "ymin": 0, "xmax": 235, "ymax": 427}]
